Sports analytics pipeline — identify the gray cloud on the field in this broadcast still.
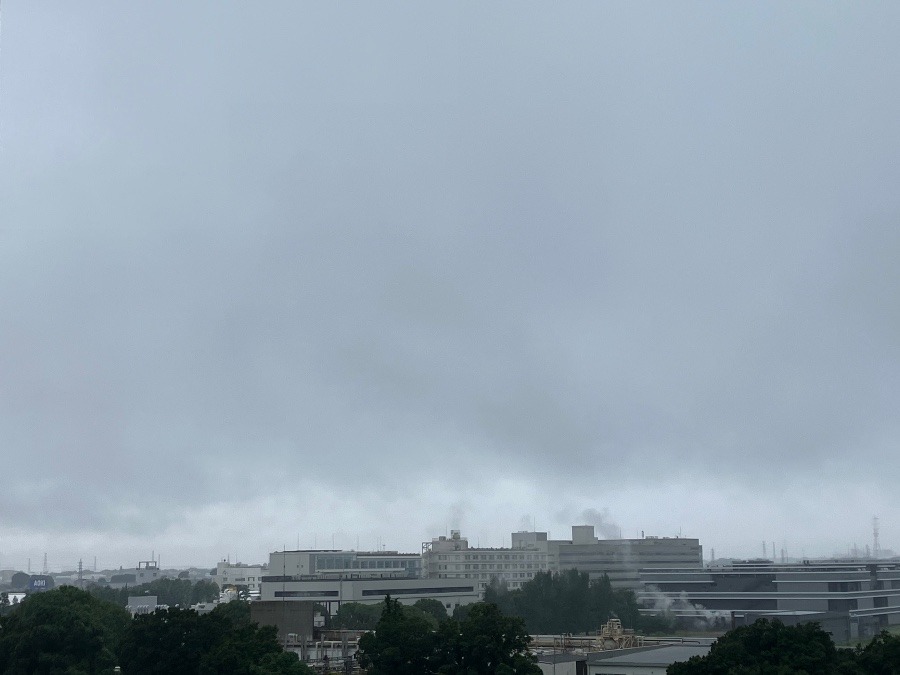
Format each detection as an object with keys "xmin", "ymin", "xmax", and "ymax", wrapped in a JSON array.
[{"xmin": 1, "ymin": 2, "xmax": 899, "ymax": 567}]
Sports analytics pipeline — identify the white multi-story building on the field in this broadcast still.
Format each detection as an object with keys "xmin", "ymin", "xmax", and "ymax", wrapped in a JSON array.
[
  {"xmin": 215, "ymin": 561, "xmax": 267, "ymax": 596},
  {"xmin": 267, "ymin": 549, "xmax": 422, "ymax": 579},
  {"xmin": 550, "ymin": 525, "xmax": 703, "ymax": 589},
  {"xmin": 423, "ymin": 526, "xmax": 703, "ymax": 595},
  {"xmin": 423, "ymin": 530, "xmax": 553, "ymax": 594},
  {"xmin": 259, "ymin": 548, "xmax": 471, "ymax": 614}
]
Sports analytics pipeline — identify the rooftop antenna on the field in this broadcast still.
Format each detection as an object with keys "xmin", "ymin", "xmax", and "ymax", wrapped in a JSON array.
[{"xmin": 873, "ymin": 516, "xmax": 880, "ymax": 559}]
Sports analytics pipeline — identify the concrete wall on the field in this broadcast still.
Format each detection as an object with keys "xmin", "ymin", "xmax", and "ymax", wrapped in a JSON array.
[{"xmin": 250, "ymin": 601, "xmax": 315, "ymax": 641}]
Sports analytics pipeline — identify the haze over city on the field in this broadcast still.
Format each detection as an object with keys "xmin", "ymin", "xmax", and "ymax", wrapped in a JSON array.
[{"xmin": 1, "ymin": 3, "xmax": 899, "ymax": 570}]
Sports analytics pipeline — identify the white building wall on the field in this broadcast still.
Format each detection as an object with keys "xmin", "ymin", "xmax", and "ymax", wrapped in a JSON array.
[
  {"xmin": 215, "ymin": 562, "xmax": 266, "ymax": 594},
  {"xmin": 424, "ymin": 531, "xmax": 551, "ymax": 595},
  {"xmin": 259, "ymin": 576, "xmax": 479, "ymax": 612}
]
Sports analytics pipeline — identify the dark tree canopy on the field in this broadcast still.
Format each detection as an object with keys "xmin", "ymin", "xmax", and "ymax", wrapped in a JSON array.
[
  {"xmin": 358, "ymin": 597, "xmax": 540, "ymax": 675},
  {"xmin": 414, "ymin": 597, "xmax": 449, "ymax": 623},
  {"xmin": 485, "ymin": 569, "xmax": 665, "ymax": 635},
  {"xmin": 852, "ymin": 630, "xmax": 900, "ymax": 674},
  {"xmin": 333, "ymin": 601, "xmax": 383, "ymax": 631},
  {"xmin": 88, "ymin": 577, "xmax": 219, "ymax": 608},
  {"xmin": 666, "ymin": 618, "xmax": 900, "ymax": 675},
  {"xmin": 358, "ymin": 597, "xmax": 436, "ymax": 675},
  {"xmin": 433, "ymin": 601, "xmax": 541, "ymax": 675},
  {"xmin": 0, "ymin": 586, "xmax": 131, "ymax": 675},
  {"xmin": 118, "ymin": 606, "xmax": 312, "ymax": 674}
]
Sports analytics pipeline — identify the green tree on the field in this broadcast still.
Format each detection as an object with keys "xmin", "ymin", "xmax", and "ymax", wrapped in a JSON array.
[
  {"xmin": 667, "ymin": 618, "xmax": 845, "ymax": 675},
  {"xmin": 850, "ymin": 630, "xmax": 900, "ymax": 674},
  {"xmin": 435, "ymin": 602, "xmax": 541, "ymax": 675},
  {"xmin": 483, "ymin": 569, "xmax": 664, "ymax": 636},
  {"xmin": 118, "ymin": 607, "xmax": 219, "ymax": 675},
  {"xmin": 414, "ymin": 597, "xmax": 449, "ymax": 623},
  {"xmin": 118, "ymin": 606, "xmax": 310, "ymax": 674},
  {"xmin": 333, "ymin": 601, "xmax": 383, "ymax": 630},
  {"xmin": 0, "ymin": 586, "xmax": 130, "ymax": 674},
  {"xmin": 211, "ymin": 598, "xmax": 253, "ymax": 629},
  {"xmin": 87, "ymin": 578, "xmax": 220, "ymax": 608},
  {"xmin": 357, "ymin": 596, "xmax": 437, "ymax": 675}
]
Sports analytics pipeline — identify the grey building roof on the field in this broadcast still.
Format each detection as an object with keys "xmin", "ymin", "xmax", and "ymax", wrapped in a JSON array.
[{"xmin": 588, "ymin": 645, "xmax": 710, "ymax": 667}]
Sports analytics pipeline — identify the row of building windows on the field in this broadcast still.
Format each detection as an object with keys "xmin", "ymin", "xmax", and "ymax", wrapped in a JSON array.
[
  {"xmin": 439, "ymin": 572, "xmax": 536, "ymax": 581},
  {"xmin": 437, "ymin": 563, "xmax": 545, "ymax": 571},
  {"xmin": 435, "ymin": 553, "xmax": 545, "ymax": 562},
  {"xmin": 360, "ymin": 586, "xmax": 474, "ymax": 596},
  {"xmin": 315, "ymin": 557, "xmax": 421, "ymax": 571}
]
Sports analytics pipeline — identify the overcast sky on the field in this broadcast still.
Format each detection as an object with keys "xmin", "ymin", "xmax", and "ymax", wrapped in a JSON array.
[{"xmin": 1, "ymin": 2, "xmax": 899, "ymax": 571}]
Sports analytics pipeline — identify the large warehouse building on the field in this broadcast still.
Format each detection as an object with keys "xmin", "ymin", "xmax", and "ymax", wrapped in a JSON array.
[{"xmin": 639, "ymin": 559, "xmax": 900, "ymax": 640}]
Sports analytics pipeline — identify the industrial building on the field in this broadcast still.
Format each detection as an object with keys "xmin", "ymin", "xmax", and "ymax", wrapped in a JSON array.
[
  {"xmin": 551, "ymin": 526, "xmax": 703, "ymax": 589},
  {"xmin": 268, "ymin": 549, "xmax": 422, "ymax": 579},
  {"xmin": 639, "ymin": 559, "xmax": 900, "ymax": 640},
  {"xmin": 259, "ymin": 548, "xmax": 474, "ymax": 614},
  {"xmin": 259, "ymin": 574, "xmax": 478, "ymax": 614},
  {"xmin": 422, "ymin": 530, "xmax": 553, "ymax": 593},
  {"xmin": 423, "ymin": 526, "xmax": 702, "ymax": 595}
]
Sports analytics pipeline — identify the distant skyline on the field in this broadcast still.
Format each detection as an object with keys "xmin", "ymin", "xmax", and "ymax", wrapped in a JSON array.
[
  {"xmin": 2, "ymin": 3, "xmax": 899, "ymax": 570},
  {"xmin": 0, "ymin": 512, "xmax": 892, "ymax": 573}
]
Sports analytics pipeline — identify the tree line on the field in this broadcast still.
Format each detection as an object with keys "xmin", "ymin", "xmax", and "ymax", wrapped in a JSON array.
[
  {"xmin": 483, "ymin": 568, "xmax": 672, "ymax": 634},
  {"xmin": 86, "ymin": 577, "xmax": 220, "ymax": 608},
  {"xmin": 330, "ymin": 597, "xmax": 450, "ymax": 631},
  {"xmin": 0, "ymin": 587, "xmax": 311, "ymax": 674}
]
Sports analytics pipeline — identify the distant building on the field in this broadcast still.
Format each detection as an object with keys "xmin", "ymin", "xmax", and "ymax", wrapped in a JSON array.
[
  {"xmin": 268, "ymin": 549, "xmax": 422, "ymax": 579},
  {"xmin": 639, "ymin": 559, "xmax": 900, "ymax": 640},
  {"xmin": 127, "ymin": 595, "xmax": 160, "ymax": 616},
  {"xmin": 108, "ymin": 560, "xmax": 166, "ymax": 589},
  {"xmin": 26, "ymin": 575, "xmax": 55, "ymax": 593},
  {"xmin": 423, "ymin": 526, "xmax": 702, "ymax": 596},
  {"xmin": 215, "ymin": 561, "xmax": 266, "ymax": 596},
  {"xmin": 260, "ymin": 548, "xmax": 475, "ymax": 614},
  {"xmin": 551, "ymin": 526, "xmax": 703, "ymax": 589},
  {"xmin": 259, "ymin": 574, "xmax": 478, "ymax": 614},
  {"xmin": 423, "ymin": 530, "xmax": 553, "ymax": 594}
]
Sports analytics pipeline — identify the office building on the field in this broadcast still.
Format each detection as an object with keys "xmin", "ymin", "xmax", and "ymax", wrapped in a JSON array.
[
  {"xmin": 423, "ymin": 530, "xmax": 553, "ymax": 593},
  {"xmin": 639, "ymin": 559, "xmax": 900, "ymax": 640}
]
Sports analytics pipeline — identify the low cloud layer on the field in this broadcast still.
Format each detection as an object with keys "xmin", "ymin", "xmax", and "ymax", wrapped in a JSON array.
[{"xmin": 1, "ymin": 3, "xmax": 899, "ymax": 569}]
